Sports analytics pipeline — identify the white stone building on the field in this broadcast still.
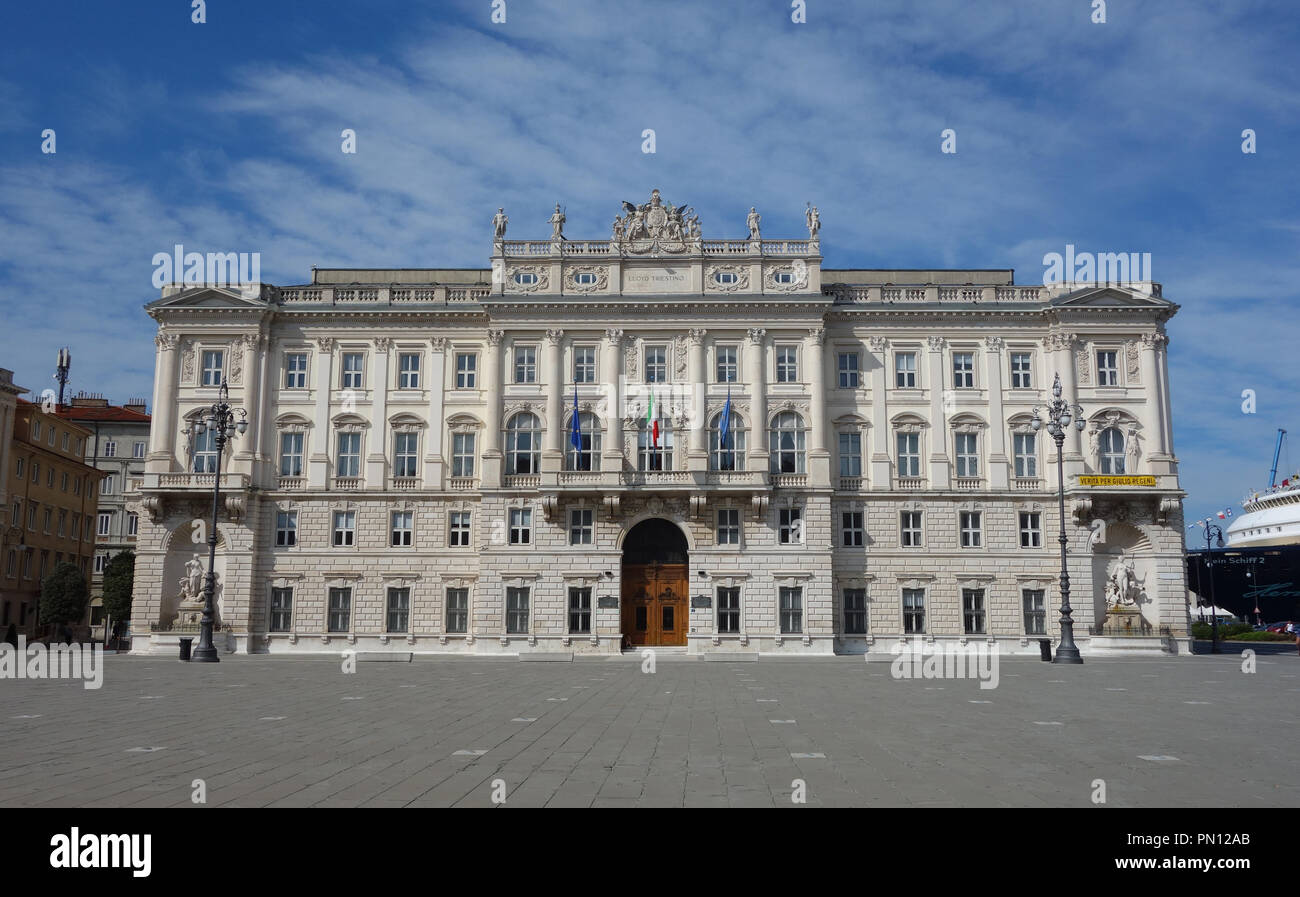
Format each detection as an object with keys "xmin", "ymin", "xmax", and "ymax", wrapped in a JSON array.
[{"xmin": 129, "ymin": 191, "xmax": 1191, "ymax": 657}]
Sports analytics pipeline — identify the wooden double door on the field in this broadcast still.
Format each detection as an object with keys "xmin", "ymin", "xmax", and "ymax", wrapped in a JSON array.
[{"xmin": 621, "ymin": 562, "xmax": 689, "ymax": 647}]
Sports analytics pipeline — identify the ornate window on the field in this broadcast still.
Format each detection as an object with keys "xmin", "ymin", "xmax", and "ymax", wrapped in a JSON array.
[
  {"xmin": 716, "ymin": 345, "xmax": 738, "ymax": 383},
  {"xmin": 393, "ymin": 432, "xmax": 419, "ymax": 478},
  {"xmin": 279, "ymin": 432, "xmax": 304, "ymax": 477},
  {"xmin": 451, "ymin": 433, "xmax": 476, "ymax": 478},
  {"xmin": 505, "ymin": 412, "xmax": 541, "ymax": 474},
  {"xmin": 954, "ymin": 432, "xmax": 979, "ymax": 478},
  {"xmin": 638, "ymin": 419, "xmax": 673, "ymax": 471},
  {"xmin": 709, "ymin": 411, "xmax": 746, "ymax": 471},
  {"xmin": 1099, "ymin": 427, "xmax": 1125, "ymax": 473},
  {"xmin": 336, "ymin": 432, "xmax": 362, "ymax": 477},
  {"xmin": 192, "ymin": 427, "xmax": 219, "ymax": 473},
  {"xmin": 1096, "ymin": 350, "xmax": 1119, "ymax": 386},
  {"xmin": 903, "ymin": 588, "xmax": 926, "ymax": 633},
  {"xmin": 1013, "ymin": 432, "xmax": 1037, "ymax": 478},
  {"xmin": 838, "ymin": 431, "xmax": 862, "ymax": 477},
  {"xmin": 565, "ymin": 412, "xmax": 602, "ymax": 471},
  {"xmin": 896, "ymin": 432, "xmax": 921, "ymax": 478},
  {"xmin": 769, "ymin": 411, "xmax": 806, "ymax": 474}
]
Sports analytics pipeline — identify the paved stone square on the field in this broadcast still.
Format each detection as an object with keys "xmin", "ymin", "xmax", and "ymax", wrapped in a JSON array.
[{"xmin": 1, "ymin": 650, "xmax": 1297, "ymax": 808}]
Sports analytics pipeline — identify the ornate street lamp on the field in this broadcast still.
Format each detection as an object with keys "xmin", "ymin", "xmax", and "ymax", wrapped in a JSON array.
[
  {"xmin": 1031, "ymin": 373, "xmax": 1087, "ymax": 664},
  {"xmin": 190, "ymin": 379, "xmax": 247, "ymax": 663},
  {"xmin": 1199, "ymin": 520, "xmax": 1225, "ymax": 654}
]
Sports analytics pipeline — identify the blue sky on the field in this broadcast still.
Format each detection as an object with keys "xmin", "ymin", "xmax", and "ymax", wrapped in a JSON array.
[{"xmin": 1, "ymin": 0, "xmax": 1297, "ymax": 528}]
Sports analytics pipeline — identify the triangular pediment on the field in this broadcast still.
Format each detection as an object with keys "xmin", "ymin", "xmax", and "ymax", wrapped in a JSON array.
[
  {"xmin": 1050, "ymin": 285, "xmax": 1171, "ymax": 308},
  {"xmin": 145, "ymin": 286, "xmax": 268, "ymax": 311}
]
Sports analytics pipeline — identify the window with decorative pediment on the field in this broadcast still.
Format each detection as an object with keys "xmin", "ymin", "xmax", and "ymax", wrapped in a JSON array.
[
  {"xmin": 769, "ymin": 411, "xmax": 806, "ymax": 474},
  {"xmin": 951, "ymin": 415, "xmax": 985, "ymax": 479},
  {"xmin": 892, "ymin": 415, "xmax": 926, "ymax": 478},
  {"xmin": 1008, "ymin": 415, "xmax": 1039, "ymax": 479}
]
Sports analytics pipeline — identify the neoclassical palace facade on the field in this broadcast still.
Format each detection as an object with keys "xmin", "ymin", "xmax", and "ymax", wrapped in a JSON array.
[{"xmin": 128, "ymin": 191, "xmax": 1191, "ymax": 656}]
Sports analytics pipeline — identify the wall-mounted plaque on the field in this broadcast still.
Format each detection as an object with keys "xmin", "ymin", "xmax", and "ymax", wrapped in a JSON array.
[
  {"xmin": 597, "ymin": 596, "xmax": 619, "ymax": 609},
  {"xmin": 690, "ymin": 594, "xmax": 712, "ymax": 608}
]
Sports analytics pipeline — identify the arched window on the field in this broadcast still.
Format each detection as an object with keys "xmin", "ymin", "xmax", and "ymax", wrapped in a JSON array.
[
  {"xmin": 638, "ymin": 419, "xmax": 674, "ymax": 471},
  {"xmin": 506, "ymin": 412, "xmax": 540, "ymax": 474},
  {"xmin": 1099, "ymin": 427, "xmax": 1125, "ymax": 474},
  {"xmin": 709, "ymin": 411, "xmax": 747, "ymax": 471},
  {"xmin": 565, "ymin": 412, "xmax": 602, "ymax": 471},
  {"xmin": 769, "ymin": 411, "xmax": 806, "ymax": 474},
  {"xmin": 192, "ymin": 427, "xmax": 219, "ymax": 473}
]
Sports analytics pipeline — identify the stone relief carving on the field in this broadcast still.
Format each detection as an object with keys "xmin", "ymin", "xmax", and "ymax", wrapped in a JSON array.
[
  {"xmin": 180, "ymin": 340, "xmax": 195, "ymax": 380},
  {"xmin": 486, "ymin": 330, "xmax": 505, "ymax": 347},
  {"xmin": 155, "ymin": 332, "xmax": 179, "ymax": 350},
  {"xmin": 545, "ymin": 328, "xmax": 565, "ymax": 346},
  {"xmin": 375, "ymin": 337, "xmax": 393, "ymax": 352},
  {"xmin": 315, "ymin": 337, "xmax": 334, "ymax": 353},
  {"xmin": 506, "ymin": 265, "xmax": 549, "ymax": 293},
  {"xmin": 624, "ymin": 342, "xmax": 638, "ymax": 377},
  {"xmin": 673, "ymin": 335, "xmax": 687, "ymax": 378},
  {"xmin": 868, "ymin": 336, "xmax": 888, "ymax": 352},
  {"xmin": 926, "ymin": 336, "xmax": 946, "ymax": 352},
  {"xmin": 984, "ymin": 335, "xmax": 1004, "ymax": 352},
  {"xmin": 747, "ymin": 328, "xmax": 766, "ymax": 345},
  {"xmin": 228, "ymin": 339, "xmax": 244, "ymax": 385},
  {"xmin": 706, "ymin": 264, "xmax": 749, "ymax": 292},
  {"xmin": 1075, "ymin": 344, "xmax": 1091, "ymax": 385},
  {"xmin": 563, "ymin": 265, "xmax": 609, "ymax": 292},
  {"xmin": 605, "ymin": 328, "xmax": 624, "ymax": 347},
  {"xmin": 1125, "ymin": 341, "xmax": 1141, "ymax": 382},
  {"xmin": 615, "ymin": 189, "xmax": 692, "ymax": 254}
]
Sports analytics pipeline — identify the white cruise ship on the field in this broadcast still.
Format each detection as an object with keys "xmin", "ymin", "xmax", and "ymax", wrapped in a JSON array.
[{"xmin": 1226, "ymin": 429, "xmax": 1300, "ymax": 547}]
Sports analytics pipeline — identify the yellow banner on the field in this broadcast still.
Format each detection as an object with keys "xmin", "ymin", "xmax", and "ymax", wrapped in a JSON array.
[{"xmin": 1077, "ymin": 475, "xmax": 1157, "ymax": 486}]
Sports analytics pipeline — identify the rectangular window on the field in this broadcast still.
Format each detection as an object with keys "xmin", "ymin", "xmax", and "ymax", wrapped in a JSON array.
[
  {"xmin": 38, "ymin": 550, "xmax": 49, "ymax": 578},
  {"xmin": 73, "ymin": 475, "xmax": 81, "ymax": 496},
  {"xmin": 1023, "ymin": 589, "xmax": 1047, "ymax": 635},
  {"xmin": 644, "ymin": 346, "xmax": 667, "ymax": 383},
  {"xmin": 31, "ymin": 420, "xmax": 40, "ymax": 440},
  {"xmin": 841, "ymin": 511, "xmax": 864, "ymax": 547},
  {"xmin": 332, "ymin": 510, "xmax": 355, "ymax": 547},
  {"xmin": 28, "ymin": 503, "xmax": 38, "ymax": 530},
  {"xmin": 341, "ymin": 352, "xmax": 365, "ymax": 389},
  {"xmin": 279, "ymin": 432, "xmax": 304, "ymax": 477},
  {"xmin": 1013, "ymin": 433, "xmax": 1037, "ymax": 478},
  {"xmin": 101, "ymin": 475, "xmax": 115, "ymax": 495},
  {"xmin": 4, "ymin": 550, "xmax": 14, "ymax": 578},
  {"xmin": 509, "ymin": 508, "xmax": 532, "ymax": 545},
  {"xmin": 778, "ymin": 507, "xmax": 803, "ymax": 545},
  {"xmin": 963, "ymin": 588, "xmax": 986, "ymax": 634},
  {"xmin": 451, "ymin": 433, "xmax": 476, "ymax": 478},
  {"xmin": 455, "ymin": 352, "xmax": 477, "ymax": 389},
  {"xmin": 448, "ymin": 511, "xmax": 471, "ymax": 547},
  {"xmin": 394, "ymin": 432, "xmax": 419, "ymax": 478},
  {"xmin": 270, "ymin": 588, "xmax": 293, "ymax": 632},
  {"xmin": 62, "ymin": 432, "xmax": 69, "ymax": 450},
  {"xmin": 1097, "ymin": 350, "xmax": 1118, "ymax": 386},
  {"xmin": 716, "ymin": 508, "xmax": 740, "ymax": 546},
  {"xmin": 60, "ymin": 472, "xmax": 68, "ymax": 492},
  {"xmin": 386, "ymin": 587, "xmax": 410, "ymax": 633},
  {"xmin": 837, "ymin": 352, "xmax": 860, "ymax": 388},
  {"xmin": 31, "ymin": 461, "xmax": 38, "ymax": 483},
  {"xmin": 201, "ymin": 350, "xmax": 224, "ymax": 386},
  {"xmin": 569, "ymin": 508, "xmax": 593, "ymax": 545},
  {"xmin": 128, "ymin": 512, "xmax": 138, "ymax": 537},
  {"xmin": 776, "ymin": 346, "xmax": 798, "ymax": 382},
  {"xmin": 43, "ymin": 508, "xmax": 52, "ymax": 533},
  {"xmin": 22, "ymin": 550, "xmax": 32, "ymax": 579},
  {"xmin": 391, "ymin": 511, "xmax": 413, "ymax": 547},
  {"xmin": 445, "ymin": 588, "xmax": 469, "ymax": 633},
  {"xmin": 1010, "ymin": 352, "xmax": 1033, "ymax": 388},
  {"xmin": 717, "ymin": 587, "xmax": 740, "ymax": 633},
  {"xmin": 716, "ymin": 345, "xmax": 738, "ymax": 383},
  {"xmin": 952, "ymin": 352, "xmax": 974, "ymax": 388},
  {"xmin": 895, "ymin": 351, "xmax": 917, "ymax": 388},
  {"xmin": 103, "ymin": 441, "xmax": 117, "ymax": 458},
  {"xmin": 97, "ymin": 512, "xmax": 111, "ymax": 536},
  {"xmin": 514, "ymin": 345, "xmax": 537, "ymax": 383},
  {"xmin": 955, "ymin": 433, "xmax": 979, "ymax": 478},
  {"xmin": 779, "ymin": 587, "xmax": 803, "ymax": 633},
  {"xmin": 328, "ymin": 587, "xmax": 352, "ymax": 632},
  {"xmin": 896, "ymin": 432, "xmax": 921, "ymax": 478},
  {"xmin": 285, "ymin": 352, "xmax": 308, "ymax": 388},
  {"xmin": 506, "ymin": 587, "xmax": 530, "ymax": 634},
  {"xmin": 11, "ymin": 501, "xmax": 19, "ymax": 526},
  {"xmin": 903, "ymin": 588, "xmax": 926, "ymax": 633},
  {"xmin": 844, "ymin": 588, "xmax": 867, "ymax": 634},
  {"xmin": 336, "ymin": 432, "xmax": 361, "ymax": 477},
  {"xmin": 960, "ymin": 511, "xmax": 983, "ymax": 548},
  {"xmin": 568, "ymin": 587, "xmax": 591, "ymax": 634},
  {"xmin": 838, "ymin": 431, "xmax": 862, "ymax": 477},
  {"xmin": 901, "ymin": 510, "xmax": 923, "ymax": 547},
  {"xmin": 397, "ymin": 352, "xmax": 421, "ymax": 389},
  {"xmin": 57, "ymin": 510, "xmax": 67, "ymax": 537},
  {"xmin": 573, "ymin": 346, "xmax": 596, "ymax": 383},
  {"xmin": 134, "ymin": 441, "xmax": 147, "ymax": 459},
  {"xmin": 1019, "ymin": 511, "xmax": 1042, "ymax": 548},
  {"xmin": 15, "ymin": 457, "xmax": 23, "ymax": 478},
  {"xmin": 93, "ymin": 554, "xmax": 105, "ymax": 574}
]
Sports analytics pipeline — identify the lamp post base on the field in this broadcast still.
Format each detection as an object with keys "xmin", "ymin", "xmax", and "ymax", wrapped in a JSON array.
[
  {"xmin": 1052, "ymin": 645, "xmax": 1083, "ymax": 664},
  {"xmin": 191, "ymin": 646, "xmax": 221, "ymax": 663}
]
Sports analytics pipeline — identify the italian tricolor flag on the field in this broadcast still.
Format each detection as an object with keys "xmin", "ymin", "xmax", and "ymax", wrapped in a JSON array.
[{"xmin": 646, "ymin": 390, "xmax": 659, "ymax": 446}]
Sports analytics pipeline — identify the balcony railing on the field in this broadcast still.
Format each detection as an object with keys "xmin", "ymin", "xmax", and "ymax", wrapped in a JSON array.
[
  {"xmin": 447, "ymin": 476, "xmax": 478, "ymax": 491},
  {"xmin": 558, "ymin": 470, "xmax": 606, "ymax": 486},
  {"xmin": 896, "ymin": 477, "xmax": 925, "ymax": 491},
  {"xmin": 704, "ymin": 470, "xmax": 763, "ymax": 487},
  {"xmin": 770, "ymin": 474, "xmax": 808, "ymax": 489},
  {"xmin": 623, "ymin": 470, "xmax": 692, "ymax": 486},
  {"xmin": 1013, "ymin": 477, "xmax": 1044, "ymax": 491},
  {"xmin": 837, "ymin": 476, "xmax": 864, "ymax": 491},
  {"xmin": 503, "ymin": 474, "xmax": 541, "ymax": 488},
  {"xmin": 277, "ymin": 476, "xmax": 304, "ymax": 491},
  {"xmin": 954, "ymin": 477, "xmax": 983, "ymax": 491},
  {"xmin": 332, "ymin": 477, "xmax": 362, "ymax": 491},
  {"xmin": 388, "ymin": 477, "xmax": 421, "ymax": 491},
  {"xmin": 156, "ymin": 472, "xmax": 249, "ymax": 490}
]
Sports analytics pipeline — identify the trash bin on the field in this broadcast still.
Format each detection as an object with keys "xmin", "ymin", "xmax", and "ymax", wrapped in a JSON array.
[
  {"xmin": 1038, "ymin": 639, "xmax": 1052, "ymax": 661},
  {"xmin": 179, "ymin": 637, "xmax": 194, "ymax": 662}
]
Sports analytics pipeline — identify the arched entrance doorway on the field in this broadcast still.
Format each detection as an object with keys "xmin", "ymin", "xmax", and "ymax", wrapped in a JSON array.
[{"xmin": 622, "ymin": 519, "xmax": 689, "ymax": 647}]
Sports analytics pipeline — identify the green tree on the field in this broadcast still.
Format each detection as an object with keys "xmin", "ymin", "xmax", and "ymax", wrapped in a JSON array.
[
  {"xmin": 39, "ymin": 562, "xmax": 89, "ymax": 628},
  {"xmin": 102, "ymin": 550, "xmax": 136, "ymax": 626}
]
